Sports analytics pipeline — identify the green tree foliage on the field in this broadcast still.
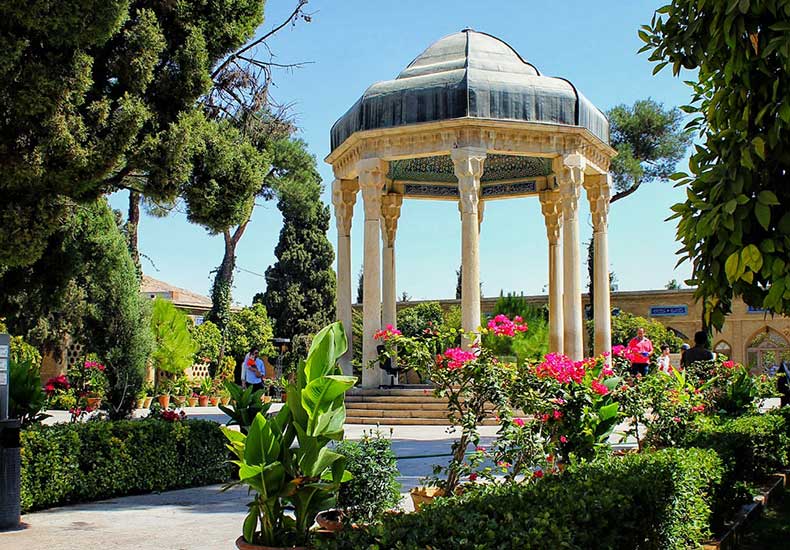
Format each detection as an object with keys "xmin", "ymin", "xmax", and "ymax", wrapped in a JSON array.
[
  {"xmin": 0, "ymin": 199, "xmax": 152, "ymax": 418},
  {"xmin": 356, "ymin": 267, "xmax": 364, "ymax": 304},
  {"xmin": 261, "ymin": 149, "xmax": 336, "ymax": 350},
  {"xmin": 226, "ymin": 303, "xmax": 275, "ymax": 360},
  {"xmin": 641, "ymin": 1, "xmax": 790, "ymax": 328},
  {"xmin": 0, "ymin": 0, "xmax": 269, "ymax": 268},
  {"xmin": 150, "ymin": 298, "xmax": 197, "ymax": 375},
  {"xmin": 189, "ymin": 319, "xmax": 222, "ymax": 365},
  {"xmin": 396, "ymin": 302, "xmax": 445, "ymax": 337}
]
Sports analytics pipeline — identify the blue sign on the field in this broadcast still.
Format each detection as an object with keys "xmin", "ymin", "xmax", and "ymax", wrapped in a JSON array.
[
  {"xmin": 747, "ymin": 306, "xmax": 768, "ymax": 313},
  {"xmin": 649, "ymin": 305, "xmax": 688, "ymax": 317},
  {"xmin": 194, "ymin": 316, "xmax": 205, "ymax": 326}
]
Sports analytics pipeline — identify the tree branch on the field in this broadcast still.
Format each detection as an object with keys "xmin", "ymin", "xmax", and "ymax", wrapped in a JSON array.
[{"xmin": 610, "ymin": 181, "xmax": 643, "ymax": 204}]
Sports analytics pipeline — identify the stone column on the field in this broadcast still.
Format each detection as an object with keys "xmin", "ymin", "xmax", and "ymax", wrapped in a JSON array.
[
  {"xmin": 358, "ymin": 158, "xmax": 387, "ymax": 388},
  {"xmin": 331, "ymin": 178, "xmax": 358, "ymax": 375},
  {"xmin": 381, "ymin": 194, "xmax": 403, "ymax": 331},
  {"xmin": 560, "ymin": 154, "xmax": 585, "ymax": 360},
  {"xmin": 539, "ymin": 189, "xmax": 564, "ymax": 354},
  {"xmin": 451, "ymin": 147, "xmax": 486, "ymax": 345},
  {"xmin": 584, "ymin": 174, "xmax": 612, "ymax": 358}
]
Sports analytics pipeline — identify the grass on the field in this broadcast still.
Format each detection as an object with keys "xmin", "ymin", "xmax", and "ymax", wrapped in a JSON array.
[{"xmin": 740, "ymin": 492, "xmax": 790, "ymax": 550}]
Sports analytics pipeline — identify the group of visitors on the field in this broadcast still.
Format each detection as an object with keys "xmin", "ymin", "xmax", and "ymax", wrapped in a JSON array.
[{"xmin": 626, "ymin": 327, "xmax": 714, "ymax": 377}]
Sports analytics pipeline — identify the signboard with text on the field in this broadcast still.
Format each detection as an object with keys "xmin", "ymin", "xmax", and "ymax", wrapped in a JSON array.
[
  {"xmin": 0, "ymin": 333, "xmax": 9, "ymax": 420},
  {"xmin": 649, "ymin": 305, "xmax": 688, "ymax": 317}
]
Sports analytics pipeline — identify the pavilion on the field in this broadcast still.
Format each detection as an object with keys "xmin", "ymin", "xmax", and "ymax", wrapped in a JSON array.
[{"xmin": 326, "ymin": 29, "xmax": 617, "ymax": 388}]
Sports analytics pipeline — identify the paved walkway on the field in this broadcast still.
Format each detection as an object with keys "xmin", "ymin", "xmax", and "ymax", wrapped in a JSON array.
[{"xmin": 6, "ymin": 407, "xmax": 640, "ymax": 550}]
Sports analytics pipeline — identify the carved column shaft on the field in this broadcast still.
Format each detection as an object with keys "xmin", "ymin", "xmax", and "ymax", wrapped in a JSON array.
[
  {"xmin": 332, "ymin": 178, "xmax": 358, "ymax": 375},
  {"xmin": 540, "ymin": 189, "xmax": 564, "ymax": 354},
  {"xmin": 452, "ymin": 147, "xmax": 486, "ymax": 346},
  {"xmin": 381, "ymin": 193, "xmax": 403, "ymax": 333},
  {"xmin": 358, "ymin": 158, "xmax": 387, "ymax": 388},
  {"xmin": 560, "ymin": 154, "xmax": 585, "ymax": 360},
  {"xmin": 585, "ymin": 173, "xmax": 612, "ymax": 358}
]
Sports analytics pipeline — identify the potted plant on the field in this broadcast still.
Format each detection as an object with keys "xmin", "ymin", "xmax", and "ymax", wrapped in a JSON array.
[
  {"xmin": 135, "ymin": 386, "xmax": 147, "ymax": 410},
  {"xmin": 198, "ymin": 377, "xmax": 212, "ymax": 406},
  {"xmin": 218, "ymin": 385, "xmax": 231, "ymax": 406},
  {"xmin": 172, "ymin": 376, "xmax": 191, "ymax": 407},
  {"xmin": 156, "ymin": 376, "xmax": 173, "ymax": 409},
  {"xmin": 187, "ymin": 392, "xmax": 199, "ymax": 407},
  {"xmin": 142, "ymin": 381, "xmax": 154, "ymax": 409},
  {"xmin": 222, "ymin": 321, "xmax": 357, "ymax": 549}
]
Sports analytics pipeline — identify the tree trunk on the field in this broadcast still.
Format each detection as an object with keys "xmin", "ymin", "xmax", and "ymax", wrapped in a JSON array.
[
  {"xmin": 127, "ymin": 191, "xmax": 141, "ymax": 276},
  {"xmin": 210, "ymin": 221, "xmax": 249, "ymax": 367}
]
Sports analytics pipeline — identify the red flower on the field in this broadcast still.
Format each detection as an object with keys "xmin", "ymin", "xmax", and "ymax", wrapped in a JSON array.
[
  {"xmin": 560, "ymin": 435, "xmax": 568, "ymax": 444},
  {"xmin": 513, "ymin": 417, "xmax": 525, "ymax": 427},
  {"xmin": 468, "ymin": 473, "xmax": 478, "ymax": 482},
  {"xmin": 546, "ymin": 454, "xmax": 554, "ymax": 463},
  {"xmin": 533, "ymin": 469, "xmax": 544, "ymax": 478}
]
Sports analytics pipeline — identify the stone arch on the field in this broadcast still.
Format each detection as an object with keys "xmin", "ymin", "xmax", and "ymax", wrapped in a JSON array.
[
  {"xmin": 713, "ymin": 339, "xmax": 732, "ymax": 359},
  {"xmin": 745, "ymin": 326, "xmax": 790, "ymax": 374}
]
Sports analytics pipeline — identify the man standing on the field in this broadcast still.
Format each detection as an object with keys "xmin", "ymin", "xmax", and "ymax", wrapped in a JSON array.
[
  {"xmin": 243, "ymin": 346, "xmax": 264, "ymax": 392},
  {"xmin": 680, "ymin": 331, "xmax": 714, "ymax": 369},
  {"xmin": 628, "ymin": 327, "xmax": 653, "ymax": 376}
]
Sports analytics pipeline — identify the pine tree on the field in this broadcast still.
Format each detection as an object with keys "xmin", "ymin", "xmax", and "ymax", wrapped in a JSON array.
[{"xmin": 262, "ymin": 155, "xmax": 335, "ymax": 350}]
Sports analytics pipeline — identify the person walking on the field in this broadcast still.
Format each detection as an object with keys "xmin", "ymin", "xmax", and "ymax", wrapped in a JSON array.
[
  {"xmin": 680, "ymin": 331, "xmax": 714, "ymax": 369},
  {"xmin": 243, "ymin": 346, "xmax": 264, "ymax": 392},
  {"xmin": 628, "ymin": 327, "xmax": 653, "ymax": 376},
  {"xmin": 657, "ymin": 345, "xmax": 673, "ymax": 374}
]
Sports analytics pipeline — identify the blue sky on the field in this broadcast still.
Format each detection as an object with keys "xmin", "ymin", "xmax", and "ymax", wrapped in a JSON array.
[{"xmin": 110, "ymin": 0, "xmax": 694, "ymax": 306}]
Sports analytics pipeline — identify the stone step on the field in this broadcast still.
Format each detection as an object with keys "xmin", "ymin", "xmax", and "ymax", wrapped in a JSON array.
[
  {"xmin": 345, "ymin": 395, "xmax": 447, "ymax": 404},
  {"xmin": 346, "ymin": 408, "xmax": 450, "ymax": 419},
  {"xmin": 347, "ymin": 388, "xmax": 435, "ymax": 397},
  {"xmin": 344, "ymin": 401, "xmax": 451, "ymax": 410},
  {"xmin": 345, "ymin": 416, "xmax": 499, "ymax": 426}
]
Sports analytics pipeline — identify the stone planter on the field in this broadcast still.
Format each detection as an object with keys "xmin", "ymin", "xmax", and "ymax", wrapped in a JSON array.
[
  {"xmin": 198, "ymin": 395, "xmax": 209, "ymax": 407},
  {"xmin": 234, "ymin": 536, "xmax": 305, "ymax": 550},
  {"xmin": 409, "ymin": 486, "xmax": 445, "ymax": 511},
  {"xmin": 157, "ymin": 394, "xmax": 170, "ymax": 409}
]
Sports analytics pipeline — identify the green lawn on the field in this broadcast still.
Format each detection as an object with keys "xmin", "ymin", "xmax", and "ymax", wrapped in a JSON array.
[{"xmin": 740, "ymin": 493, "xmax": 790, "ymax": 550}]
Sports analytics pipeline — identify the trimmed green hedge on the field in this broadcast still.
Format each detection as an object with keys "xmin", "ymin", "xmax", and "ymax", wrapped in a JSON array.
[
  {"xmin": 684, "ymin": 412, "xmax": 789, "ymax": 483},
  {"xmin": 21, "ymin": 419, "xmax": 231, "ymax": 512},
  {"xmin": 319, "ymin": 448, "xmax": 722, "ymax": 550}
]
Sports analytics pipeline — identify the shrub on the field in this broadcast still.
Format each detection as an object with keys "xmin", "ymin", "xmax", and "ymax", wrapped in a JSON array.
[
  {"xmin": 190, "ymin": 319, "xmax": 222, "ymax": 368},
  {"xmin": 9, "ymin": 355, "xmax": 49, "ymax": 426},
  {"xmin": 225, "ymin": 303, "xmax": 275, "ymax": 360},
  {"xmin": 20, "ymin": 419, "xmax": 231, "ymax": 512},
  {"xmin": 396, "ymin": 302, "xmax": 444, "ymax": 337},
  {"xmin": 151, "ymin": 297, "xmax": 198, "ymax": 376},
  {"xmin": 319, "ymin": 448, "xmax": 722, "ymax": 550},
  {"xmin": 335, "ymin": 431, "xmax": 401, "ymax": 522}
]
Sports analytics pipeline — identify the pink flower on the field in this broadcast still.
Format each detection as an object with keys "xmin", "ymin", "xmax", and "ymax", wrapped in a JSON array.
[
  {"xmin": 550, "ymin": 397, "xmax": 567, "ymax": 405},
  {"xmin": 513, "ymin": 417, "xmax": 525, "ymax": 427},
  {"xmin": 691, "ymin": 404, "xmax": 705, "ymax": 413},
  {"xmin": 486, "ymin": 314, "xmax": 528, "ymax": 337},
  {"xmin": 497, "ymin": 461, "xmax": 511, "ymax": 468},
  {"xmin": 475, "ymin": 446, "xmax": 486, "ymax": 452},
  {"xmin": 723, "ymin": 360, "xmax": 736, "ymax": 369},
  {"xmin": 536, "ymin": 353, "xmax": 586, "ymax": 384},
  {"xmin": 560, "ymin": 435, "xmax": 568, "ymax": 444},
  {"xmin": 591, "ymin": 379, "xmax": 610, "ymax": 396},
  {"xmin": 612, "ymin": 345, "xmax": 626, "ymax": 357},
  {"xmin": 552, "ymin": 410, "xmax": 563, "ymax": 420},
  {"xmin": 672, "ymin": 416, "xmax": 681, "ymax": 423},
  {"xmin": 440, "ymin": 347, "xmax": 477, "ymax": 370},
  {"xmin": 374, "ymin": 324, "xmax": 402, "ymax": 341}
]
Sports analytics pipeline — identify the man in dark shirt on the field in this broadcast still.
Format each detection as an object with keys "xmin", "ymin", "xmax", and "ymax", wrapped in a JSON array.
[{"xmin": 680, "ymin": 331, "xmax": 714, "ymax": 368}]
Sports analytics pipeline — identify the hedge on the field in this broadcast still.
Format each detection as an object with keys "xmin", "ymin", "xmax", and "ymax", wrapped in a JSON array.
[
  {"xmin": 20, "ymin": 419, "xmax": 231, "ymax": 512},
  {"xmin": 335, "ymin": 432, "xmax": 401, "ymax": 522},
  {"xmin": 319, "ymin": 447, "xmax": 722, "ymax": 550}
]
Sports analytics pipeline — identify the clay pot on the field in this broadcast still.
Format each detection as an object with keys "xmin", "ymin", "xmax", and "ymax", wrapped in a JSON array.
[
  {"xmin": 187, "ymin": 397, "xmax": 198, "ymax": 407},
  {"xmin": 172, "ymin": 395, "xmax": 186, "ymax": 407},
  {"xmin": 234, "ymin": 536, "xmax": 305, "ymax": 550},
  {"xmin": 315, "ymin": 509, "xmax": 345, "ymax": 532},
  {"xmin": 136, "ymin": 398, "xmax": 146, "ymax": 409},
  {"xmin": 143, "ymin": 397, "xmax": 153, "ymax": 409},
  {"xmin": 209, "ymin": 396, "xmax": 220, "ymax": 406},
  {"xmin": 198, "ymin": 395, "xmax": 209, "ymax": 407},
  {"xmin": 220, "ymin": 397, "xmax": 231, "ymax": 406},
  {"xmin": 409, "ymin": 486, "xmax": 445, "ymax": 511},
  {"xmin": 157, "ymin": 394, "xmax": 170, "ymax": 409},
  {"xmin": 86, "ymin": 397, "xmax": 102, "ymax": 409}
]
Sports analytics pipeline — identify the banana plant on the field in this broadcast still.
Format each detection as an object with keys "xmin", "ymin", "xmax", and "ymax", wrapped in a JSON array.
[
  {"xmin": 222, "ymin": 322, "xmax": 357, "ymax": 546},
  {"xmin": 219, "ymin": 380, "xmax": 270, "ymax": 434}
]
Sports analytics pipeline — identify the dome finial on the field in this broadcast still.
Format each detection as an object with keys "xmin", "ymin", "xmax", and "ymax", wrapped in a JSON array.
[{"xmin": 461, "ymin": 27, "xmax": 474, "ymax": 33}]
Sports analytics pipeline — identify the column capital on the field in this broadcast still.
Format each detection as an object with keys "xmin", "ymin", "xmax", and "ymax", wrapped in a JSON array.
[
  {"xmin": 583, "ymin": 173, "xmax": 611, "ymax": 232},
  {"xmin": 558, "ymin": 155, "xmax": 583, "ymax": 215},
  {"xmin": 539, "ymin": 189, "xmax": 563, "ymax": 244},
  {"xmin": 380, "ymin": 193, "xmax": 403, "ymax": 247},
  {"xmin": 357, "ymin": 158, "xmax": 387, "ymax": 219},
  {"xmin": 331, "ymin": 178, "xmax": 358, "ymax": 236},
  {"xmin": 451, "ymin": 147, "xmax": 486, "ymax": 214}
]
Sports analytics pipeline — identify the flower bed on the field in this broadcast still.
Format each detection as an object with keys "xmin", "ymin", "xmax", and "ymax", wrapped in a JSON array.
[
  {"xmin": 20, "ymin": 418, "xmax": 231, "ymax": 512},
  {"xmin": 318, "ymin": 447, "xmax": 723, "ymax": 550}
]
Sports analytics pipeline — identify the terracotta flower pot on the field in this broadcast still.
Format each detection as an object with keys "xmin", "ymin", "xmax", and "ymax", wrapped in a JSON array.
[
  {"xmin": 315, "ymin": 509, "xmax": 345, "ymax": 532},
  {"xmin": 187, "ymin": 397, "xmax": 198, "ymax": 407},
  {"xmin": 235, "ymin": 536, "xmax": 305, "ymax": 550},
  {"xmin": 157, "ymin": 394, "xmax": 170, "ymax": 409},
  {"xmin": 143, "ymin": 397, "xmax": 153, "ymax": 408},
  {"xmin": 209, "ymin": 396, "xmax": 219, "ymax": 406},
  {"xmin": 220, "ymin": 396, "xmax": 231, "ymax": 406},
  {"xmin": 172, "ymin": 395, "xmax": 186, "ymax": 407},
  {"xmin": 136, "ymin": 398, "xmax": 146, "ymax": 409},
  {"xmin": 409, "ymin": 486, "xmax": 445, "ymax": 511},
  {"xmin": 198, "ymin": 395, "xmax": 209, "ymax": 407},
  {"xmin": 86, "ymin": 397, "xmax": 102, "ymax": 409}
]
